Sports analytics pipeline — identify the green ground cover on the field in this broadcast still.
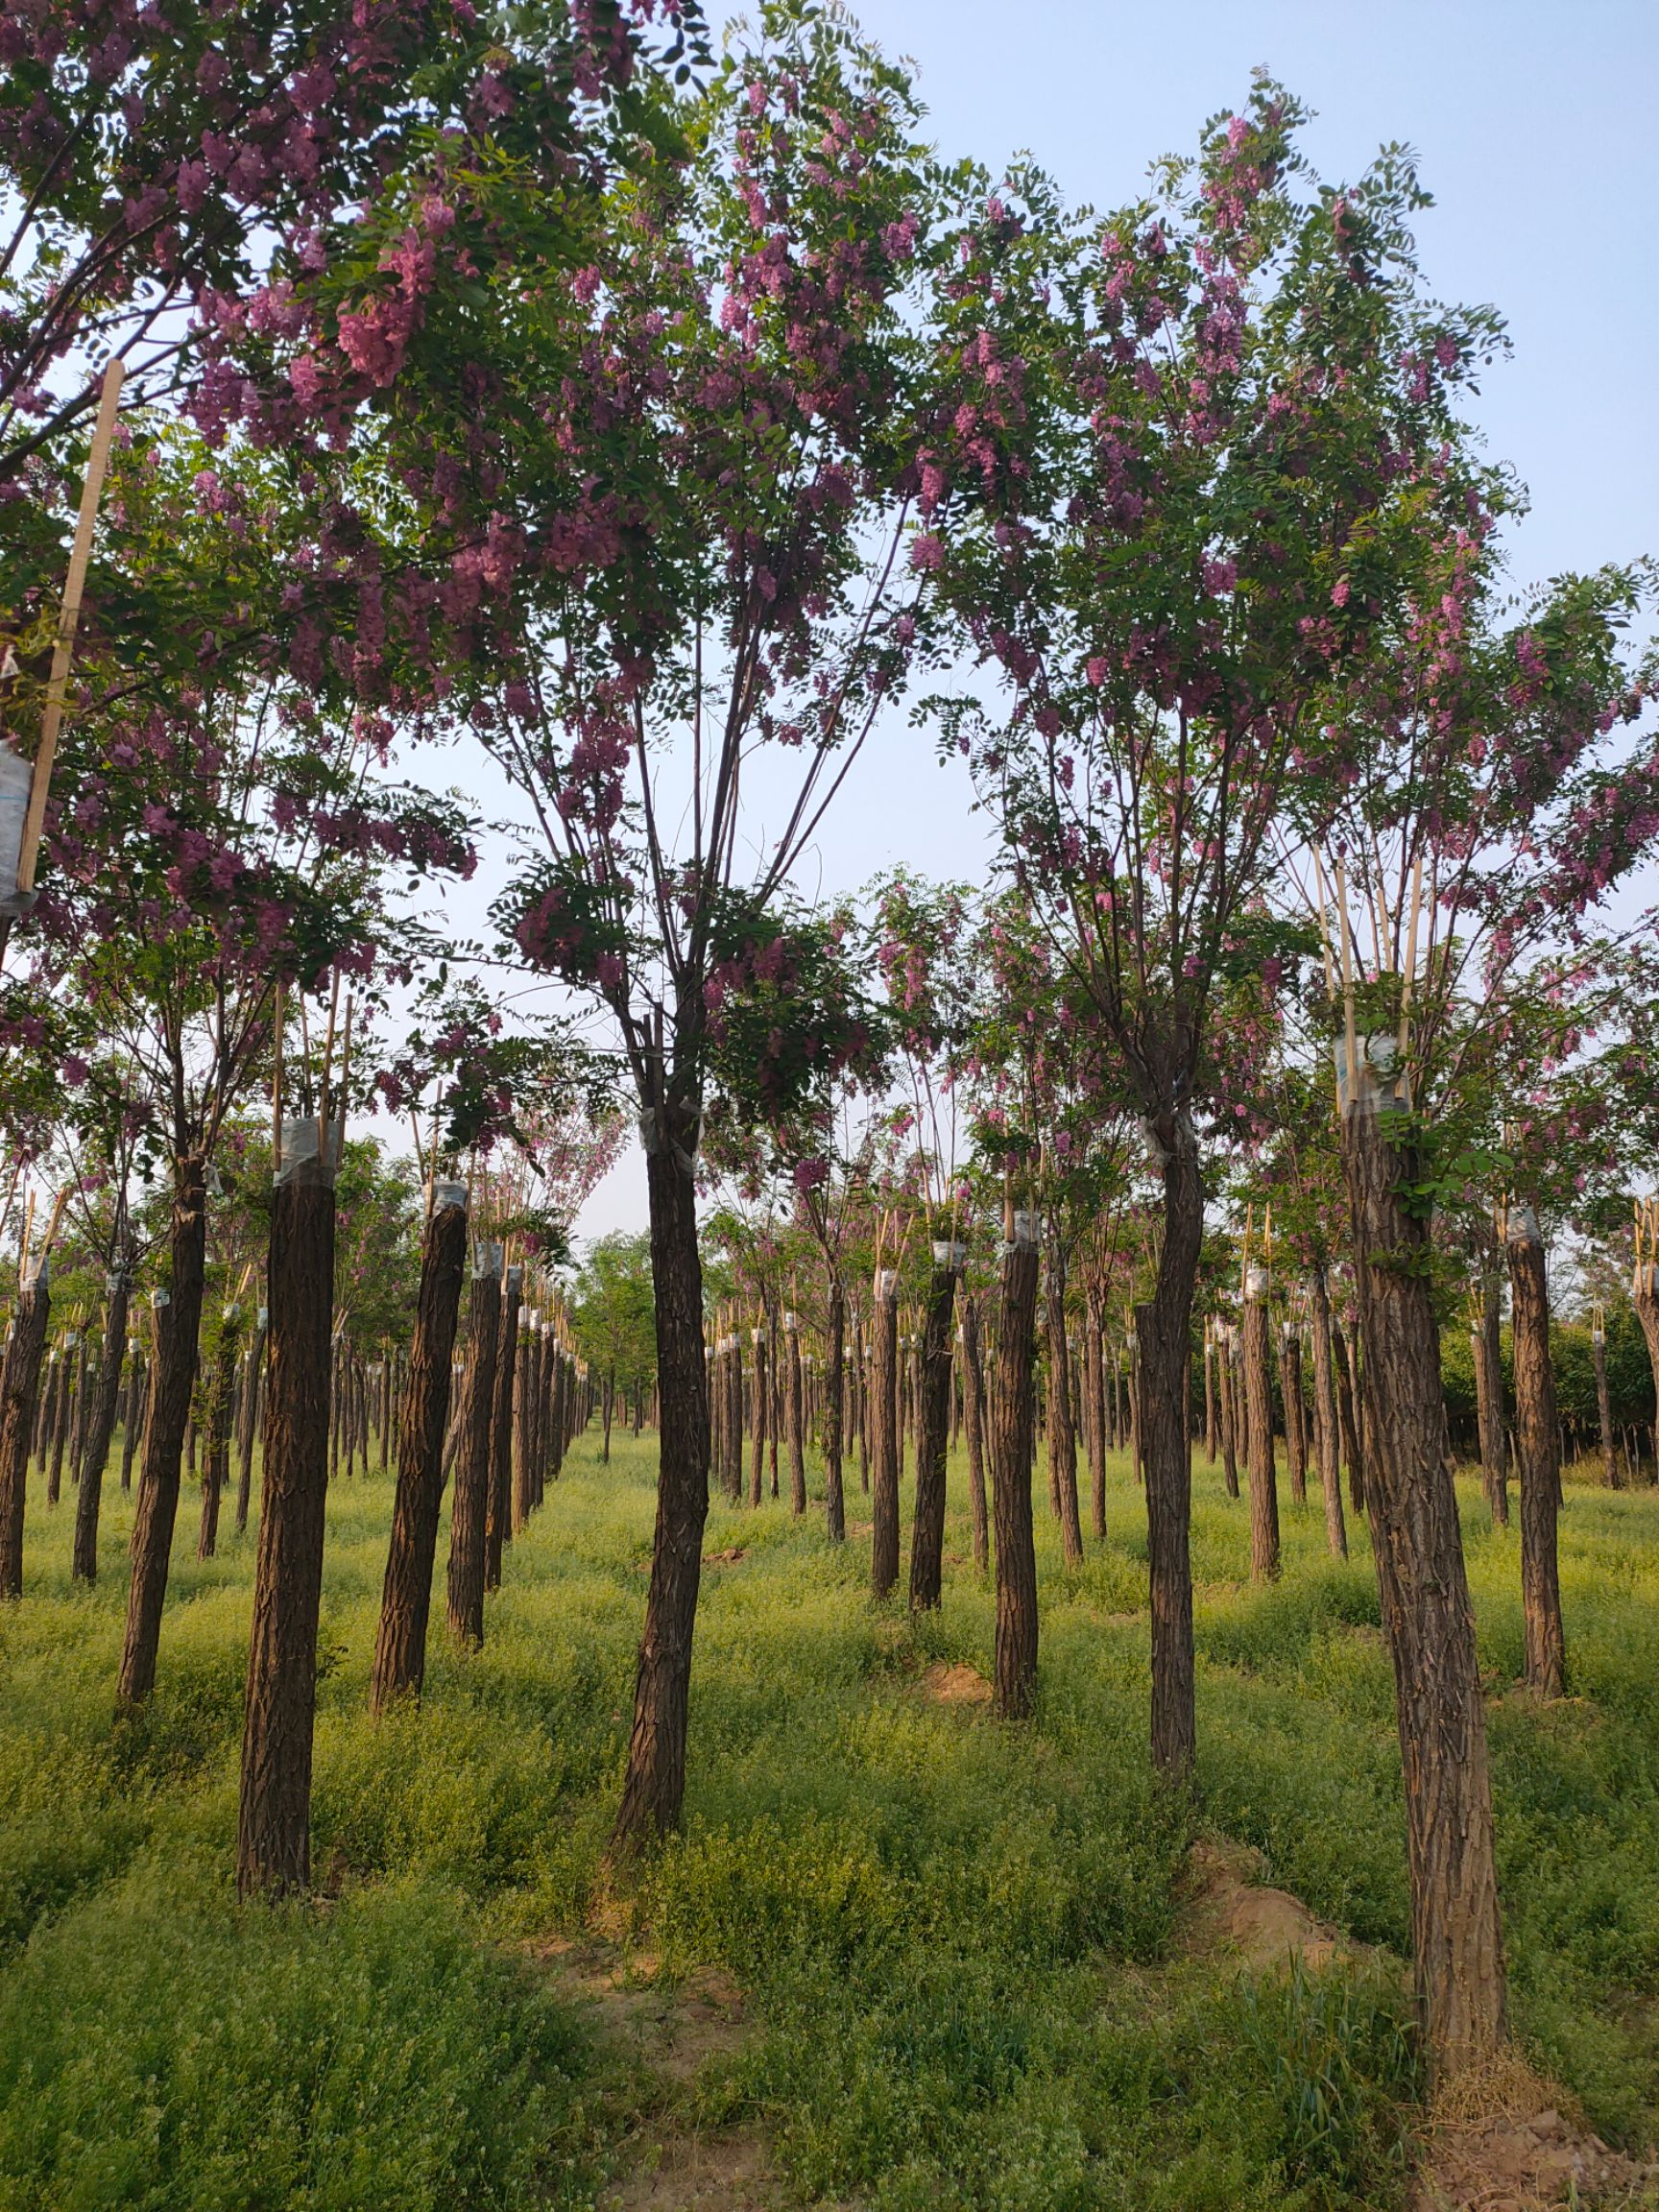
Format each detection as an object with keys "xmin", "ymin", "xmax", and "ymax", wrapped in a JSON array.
[{"xmin": 0, "ymin": 1432, "xmax": 1655, "ymax": 2210}]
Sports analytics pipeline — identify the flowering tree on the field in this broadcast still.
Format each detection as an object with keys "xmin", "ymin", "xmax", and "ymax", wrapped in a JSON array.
[
  {"xmin": 917, "ymin": 82, "xmax": 1495, "ymax": 1794},
  {"xmin": 389, "ymin": 5, "xmax": 954, "ymax": 1845}
]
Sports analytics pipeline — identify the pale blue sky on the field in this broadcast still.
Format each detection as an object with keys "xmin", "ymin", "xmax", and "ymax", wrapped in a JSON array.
[{"xmin": 572, "ymin": 0, "xmax": 1658, "ymax": 1233}]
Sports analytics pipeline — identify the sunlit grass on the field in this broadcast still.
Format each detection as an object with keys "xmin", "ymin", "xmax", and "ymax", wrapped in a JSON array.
[{"xmin": 0, "ymin": 1424, "xmax": 1654, "ymax": 2205}]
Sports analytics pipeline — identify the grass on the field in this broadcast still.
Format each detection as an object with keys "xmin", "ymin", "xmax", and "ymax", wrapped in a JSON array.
[{"xmin": 0, "ymin": 1428, "xmax": 1656, "ymax": 2207}]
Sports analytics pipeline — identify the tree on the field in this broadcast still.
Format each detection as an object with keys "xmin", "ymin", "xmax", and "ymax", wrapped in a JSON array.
[{"xmin": 571, "ymin": 1233, "xmax": 656, "ymax": 1461}]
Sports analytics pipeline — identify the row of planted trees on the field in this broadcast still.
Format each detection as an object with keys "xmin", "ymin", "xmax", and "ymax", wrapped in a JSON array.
[{"xmin": 4, "ymin": 0, "xmax": 1658, "ymax": 2098}]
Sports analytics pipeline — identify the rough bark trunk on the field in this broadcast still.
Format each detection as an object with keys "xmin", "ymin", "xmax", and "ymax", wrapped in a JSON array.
[
  {"xmin": 1506, "ymin": 1210, "xmax": 1565, "ymax": 1698},
  {"xmin": 908, "ymin": 1256, "xmax": 958, "ymax": 1611},
  {"xmin": 484, "ymin": 1268, "xmax": 522, "ymax": 1592},
  {"xmin": 870, "ymin": 1280, "xmax": 900, "ymax": 1600},
  {"xmin": 1308, "ymin": 1266, "xmax": 1348, "ymax": 1560},
  {"xmin": 236, "ymin": 1126, "xmax": 336, "ymax": 1896},
  {"xmin": 0, "ymin": 1259, "xmax": 51, "ymax": 1598},
  {"xmin": 1242, "ymin": 1285, "xmax": 1281, "ymax": 1583},
  {"xmin": 748, "ymin": 1326, "xmax": 766, "ymax": 1510},
  {"xmin": 1334, "ymin": 1317, "xmax": 1364, "ymax": 1519},
  {"xmin": 72, "ymin": 1267, "xmax": 131, "ymax": 1584},
  {"xmin": 118, "ymin": 1154, "xmax": 208, "ymax": 1707},
  {"xmin": 1341, "ymin": 1083, "xmax": 1505, "ymax": 2080},
  {"xmin": 371, "ymin": 1187, "xmax": 469, "ymax": 1714},
  {"xmin": 445, "ymin": 1243, "xmax": 501, "ymax": 1649},
  {"xmin": 991, "ymin": 1218, "xmax": 1040, "ymax": 1719},
  {"xmin": 824, "ymin": 1278, "xmax": 846, "ymax": 1543},
  {"xmin": 612, "ymin": 1118, "xmax": 710, "ymax": 1850},
  {"xmin": 1142, "ymin": 1115, "xmax": 1202, "ymax": 1777},
  {"xmin": 1217, "ymin": 1328, "xmax": 1240, "ymax": 1499}
]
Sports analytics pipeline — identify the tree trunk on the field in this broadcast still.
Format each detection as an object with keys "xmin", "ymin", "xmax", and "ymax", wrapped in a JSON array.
[
  {"xmin": 372, "ymin": 1186, "xmax": 469, "ymax": 1713},
  {"xmin": 748, "ymin": 1325, "xmax": 766, "ymax": 1509},
  {"xmin": 1506, "ymin": 1208, "xmax": 1565, "ymax": 1698},
  {"xmin": 72, "ymin": 1267, "xmax": 132, "ymax": 1584},
  {"xmin": 485, "ymin": 1268, "xmax": 522, "ymax": 1589},
  {"xmin": 1242, "ymin": 1283, "xmax": 1280, "ymax": 1582},
  {"xmin": 908, "ymin": 1251, "xmax": 959, "ymax": 1610},
  {"xmin": 870, "ymin": 1277, "xmax": 901, "ymax": 1599},
  {"xmin": 446, "ymin": 1242, "xmax": 502, "ymax": 1649},
  {"xmin": 991, "ymin": 1215, "xmax": 1040, "ymax": 1719},
  {"xmin": 1217, "ymin": 1326, "xmax": 1240, "ymax": 1499},
  {"xmin": 824, "ymin": 1276, "xmax": 846, "ymax": 1543},
  {"xmin": 0, "ymin": 1256, "xmax": 51, "ymax": 1598},
  {"xmin": 1341, "ymin": 1082, "xmax": 1504, "ymax": 2080},
  {"xmin": 118, "ymin": 1154, "xmax": 208, "ymax": 1707},
  {"xmin": 1308, "ymin": 1266, "xmax": 1348, "ymax": 1560},
  {"xmin": 961, "ymin": 1294, "xmax": 989, "ymax": 1573},
  {"xmin": 612, "ymin": 1116, "xmax": 710, "ymax": 1851},
  {"xmin": 237, "ymin": 1122, "xmax": 336, "ymax": 1896},
  {"xmin": 1279, "ymin": 1322, "xmax": 1308, "ymax": 1505},
  {"xmin": 1141, "ymin": 1113, "xmax": 1203, "ymax": 1776}
]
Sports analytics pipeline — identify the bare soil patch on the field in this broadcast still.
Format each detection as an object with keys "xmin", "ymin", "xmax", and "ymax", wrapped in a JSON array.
[
  {"xmin": 919, "ymin": 1660, "xmax": 993, "ymax": 1707},
  {"xmin": 1181, "ymin": 1836, "xmax": 1341, "ymax": 1972},
  {"xmin": 1409, "ymin": 2050, "xmax": 1659, "ymax": 2211}
]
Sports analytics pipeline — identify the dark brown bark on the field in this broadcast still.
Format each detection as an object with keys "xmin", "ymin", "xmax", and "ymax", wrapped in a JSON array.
[
  {"xmin": 371, "ymin": 1187, "xmax": 469, "ymax": 1714},
  {"xmin": 72, "ymin": 1267, "xmax": 132, "ymax": 1584},
  {"xmin": 870, "ymin": 1279, "xmax": 900, "ymax": 1600},
  {"xmin": 1085, "ymin": 1300, "xmax": 1108, "ymax": 1537},
  {"xmin": 1142, "ymin": 1115, "xmax": 1202, "ymax": 1777},
  {"xmin": 824, "ymin": 1277, "xmax": 846, "ymax": 1543},
  {"xmin": 236, "ymin": 1133, "xmax": 335, "ymax": 1897},
  {"xmin": 44, "ymin": 1347, "xmax": 69, "ymax": 1505},
  {"xmin": 1242, "ymin": 1285, "xmax": 1281, "ymax": 1583},
  {"xmin": 991, "ymin": 1219, "xmax": 1040, "ymax": 1719},
  {"xmin": 0, "ymin": 1260, "xmax": 51, "ymax": 1598},
  {"xmin": 612, "ymin": 1119, "xmax": 710, "ymax": 1850},
  {"xmin": 1280, "ymin": 1322, "xmax": 1309, "ymax": 1506},
  {"xmin": 119, "ymin": 1354, "xmax": 145, "ymax": 1492},
  {"xmin": 445, "ymin": 1244, "xmax": 501, "ymax": 1650},
  {"xmin": 908, "ymin": 1255, "xmax": 959, "ymax": 1611},
  {"xmin": 748, "ymin": 1324, "xmax": 766, "ymax": 1509},
  {"xmin": 1506, "ymin": 1210, "xmax": 1565, "ymax": 1698},
  {"xmin": 1217, "ymin": 1326, "xmax": 1240, "ymax": 1499},
  {"xmin": 1341, "ymin": 1089, "xmax": 1504, "ymax": 2079},
  {"xmin": 1307, "ymin": 1266, "xmax": 1348, "ymax": 1560},
  {"xmin": 118, "ymin": 1155, "xmax": 208, "ymax": 1708},
  {"xmin": 484, "ymin": 1267, "xmax": 522, "ymax": 1592}
]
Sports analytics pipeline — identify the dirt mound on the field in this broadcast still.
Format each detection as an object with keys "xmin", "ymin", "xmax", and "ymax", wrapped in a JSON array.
[
  {"xmin": 535, "ymin": 1938, "xmax": 748, "ymax": 2084},
  {"xmin": 1410, "ymin": 2050, "xmax": 1659, "ymax": 2211},
  {"xmin": 1182, "ymin": 1837, "xmax": 1340, "ymax": 1972},
  {"xmin": 920, "ymin": 1660, "xmax": 993, "ymax": 1706}
]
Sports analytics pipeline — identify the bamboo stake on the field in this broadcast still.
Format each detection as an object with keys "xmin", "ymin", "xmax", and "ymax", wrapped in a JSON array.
[
  {"xmin": 17, "ymin": 358, "xmax": 126, "ymax": 896},
  {"xmin": 1335, "ymin": 858, "xmax": 1359, "ymax": 1112},
  {"xmin": 1397, "ymin": 853, "xmax": 1425, "ymax": 1064}
]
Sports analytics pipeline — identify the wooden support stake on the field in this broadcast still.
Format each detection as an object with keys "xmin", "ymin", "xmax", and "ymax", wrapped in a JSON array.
[{"xmin": 17, "ymin": 358, "xmax": 126, "ymax": 896}]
